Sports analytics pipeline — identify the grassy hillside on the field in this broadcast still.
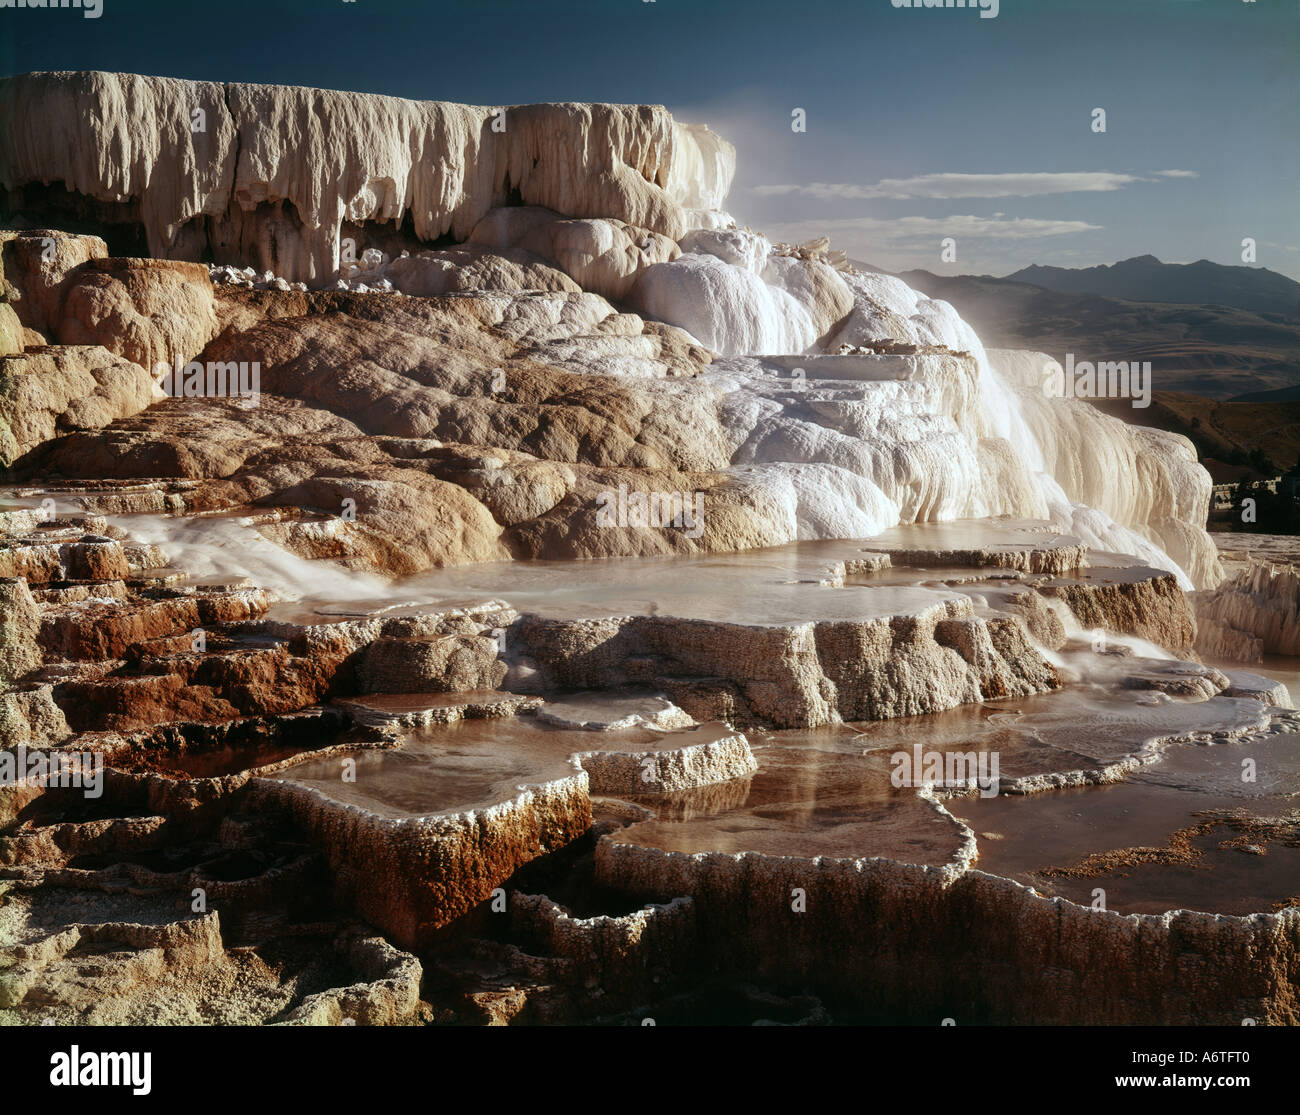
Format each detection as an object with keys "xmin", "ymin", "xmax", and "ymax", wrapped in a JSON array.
[{"xmin": 1090, "ymin": 393, "xmax": 1300, "ymax": 475}]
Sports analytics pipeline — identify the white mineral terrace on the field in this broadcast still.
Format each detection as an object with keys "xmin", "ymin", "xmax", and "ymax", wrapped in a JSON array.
[
  {"xmin": 260, "ymin": 668, "xmax": 1299, "ymax": 916},
  {"xmin": 3, "ymin": 67, "xmax": 1297, "ymax": 1027},
  {"xmin": 187, "ymin": 519, "xmax": 1295, "ymax": 920}
]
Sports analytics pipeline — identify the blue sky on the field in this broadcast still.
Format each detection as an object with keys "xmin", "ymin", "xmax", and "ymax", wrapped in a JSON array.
[{"xmin": 4, "ymin": 0, "xmax": 1297, "ymax": 278}]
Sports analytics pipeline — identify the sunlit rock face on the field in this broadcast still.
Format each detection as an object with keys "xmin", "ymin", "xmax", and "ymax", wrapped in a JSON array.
[
  {"xmin": 0, "ymin": 72, "xmax": 1293, "ymax": 1029},
  {"xmin": 0, "ymin": 71, "xmax": 735, "ymax": 284},
  {"xmin": 0, "ymin": 72, "xmax": 1222, "ymax": 593},
  {"xmin": 0, "ymin": 228, "xmax": 108, "ymax": 336},
  {"xmin": 1195, "ymin": 561, "xmax": 1300, "ymax": 662},
  {"xmin": 0, "ymin": 345, "xmax": 157, "ymax": 468},
  {"xmin": 987, "ymin": 347, "xmax": 1220, "ymax": 590},
  {"xmin": 468, "ymin": 207, "xmax": 681, "ymax": 302},
  {"xmin": 627, "ymin": 230, "xmax": 855, "ymax": 355}
]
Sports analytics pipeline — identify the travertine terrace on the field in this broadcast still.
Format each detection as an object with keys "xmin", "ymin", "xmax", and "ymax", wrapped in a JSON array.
[{"xmin": 1, "ymin": 71, "xmax": 1297, "ymax": 1027}]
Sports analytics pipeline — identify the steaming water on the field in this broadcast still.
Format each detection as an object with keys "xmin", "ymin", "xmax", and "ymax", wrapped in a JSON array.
[
  {"xmin": 115, "ymin": 509, "xmax": 1169, "ymax": 635},
  {"xmin": 113, "ymin": 513, "xmax": 394, "ymax": 603}
]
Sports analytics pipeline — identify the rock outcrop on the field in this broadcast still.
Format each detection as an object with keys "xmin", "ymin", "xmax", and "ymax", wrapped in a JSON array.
[
  {"xmin": 57, "ymin": 257, "xmax": 220, "ymax": 373},
  {"xmin": 1, "ymin": 228, "xmax": 108, "ymax": 336},
  {"xmin": 1195, "ymin": 560, "xmax": 1300, "ymax": 662},
  {"xmin": 517, "ymin": 592, "xmax": 1061, "ymax": 729},
  {"xmin": 2, "ymin": 71, "xmax": 1284, "ymax": 1030},
  {"xmin": 0, "ymin": 71, "xmax": 735, "ymax": 285},
  {"xmin": 0, "ymin": 345, "xmax": 156, "ymax": 467}
]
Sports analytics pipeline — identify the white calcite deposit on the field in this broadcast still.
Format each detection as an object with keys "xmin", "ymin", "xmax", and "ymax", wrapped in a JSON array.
[
  {"xmin": 628, "ymin": 229, "xmax": 854, "ymax": 355},
  {"xmin": 1195, "ymin": 560, "xmax": 1300, "ymax": 661},
  {"xmin": 0, "ymin": 71, "xmax": 734, "ymax": 284},
  {"xmin": 2, "ymin": 71, "xmax": 1296, "ymax": 1029},
  {"xmin": 0, "ymin": 71, "xmax": 1224, "ymax": 599}
]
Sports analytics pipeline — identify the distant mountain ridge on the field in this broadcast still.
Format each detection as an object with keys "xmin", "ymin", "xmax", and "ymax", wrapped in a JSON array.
[
  {"xmin": 848, "ymin": 259, "xmax": 1300, "ymax": 400},
  {"xmin": 1004, "ymin": 255, "xmax": 1300, "ymax": 319}
]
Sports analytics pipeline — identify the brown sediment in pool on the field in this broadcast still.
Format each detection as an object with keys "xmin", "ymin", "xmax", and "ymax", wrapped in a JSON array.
[{"xmin": 1038, "ymin": 809, "xmax": 1300, "ymax": 878}]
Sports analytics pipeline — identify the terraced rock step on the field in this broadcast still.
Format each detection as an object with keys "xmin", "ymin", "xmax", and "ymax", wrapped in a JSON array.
[
  {"xmin": 335, "ymin": 690, "xmax": 543, "ymax": 729},
  {"xmin": 3, "ymin": 65, "xmax": 1291, "ymax": 1029},
  {"xmin": 2, "ymin": 503, "xmax": 1296, "ymax": 1024},
  {"xmin": 570, "ymin": 681, "xmax": 1299, "ymax": 1023},
  {"xmin": 242, "ymin": 710, "xmax": 756, "ymax": 946}
]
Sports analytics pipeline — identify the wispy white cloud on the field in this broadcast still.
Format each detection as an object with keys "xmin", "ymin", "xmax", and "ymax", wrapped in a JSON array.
[
  {"xmin": 753, "ymin": 172, "xmax": 1148, "ymax": 201},
  {"xmin": 764, "ymin": 215, "xmax": 1102, "ymax": 246},
  {"xmin": 754, "ymin": 169, "xmax": 1201, "ymax": 201}
]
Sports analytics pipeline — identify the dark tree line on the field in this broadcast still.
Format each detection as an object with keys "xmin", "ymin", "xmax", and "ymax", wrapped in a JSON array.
[{"xmin": 1231, "ymin": 480, "xmax": 1300, "ymax": 534}]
